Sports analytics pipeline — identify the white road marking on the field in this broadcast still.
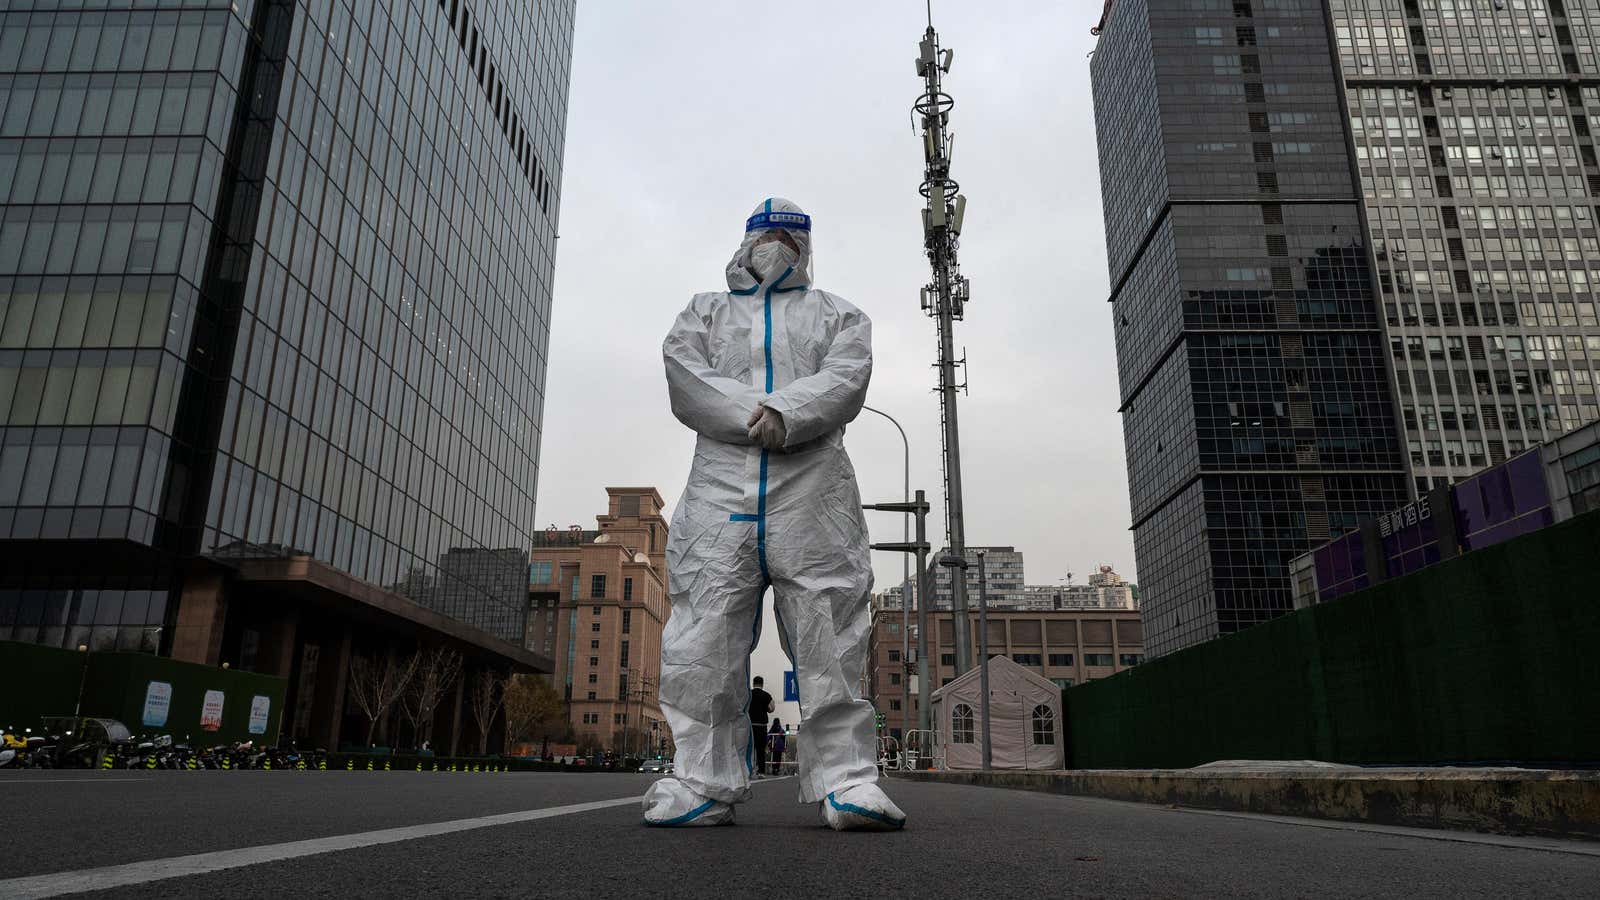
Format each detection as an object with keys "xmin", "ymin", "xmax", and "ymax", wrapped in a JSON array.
[{"xmin": 0, "ymin": 794, "xmax": 641, "ymax": 899}]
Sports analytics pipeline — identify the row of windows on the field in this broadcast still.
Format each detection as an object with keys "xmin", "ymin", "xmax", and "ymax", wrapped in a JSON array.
[
  {"xmin": 0, "ymin": 73, "xmax": 229, "ymax": 142},
  {"xmin": 950, "ymin": 703, "xmax": 1056, "ymax": 746},
  {"xmin": 0, "ymin": 11, "xmax": 235, "ymax": 76},
  {"xmin": 1, "ymin": 136, "xmax": 217, "ymax": 208}
]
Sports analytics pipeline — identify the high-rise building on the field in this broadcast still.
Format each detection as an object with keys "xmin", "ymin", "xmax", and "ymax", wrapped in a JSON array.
[
  {"xmin": 928, "ymin": 545, "xmax": 1027, "ymax": 609},
  {"xmin": 1020, "ymin": 565, "xmax": 1139, "ymax": 610},
  {"xmin": 528, "ymin": 488, "xmax": 670, "ymax": 755},
  {"xmin": 1329, "ymin": 1, "xmax": 1600, "ymax": 492},
  {"xmin": 0, "ymin": 0, "xmax": 574, "ymax": 747},
  {"xmin": 1091, "ymin": 0, "xmax": 1411, "ymax": 657}
]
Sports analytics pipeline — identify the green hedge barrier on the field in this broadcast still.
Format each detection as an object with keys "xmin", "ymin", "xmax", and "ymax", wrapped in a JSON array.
[{"xmin": 1064, "ymin": 510, "xmax": 1600, "ymax": 769}]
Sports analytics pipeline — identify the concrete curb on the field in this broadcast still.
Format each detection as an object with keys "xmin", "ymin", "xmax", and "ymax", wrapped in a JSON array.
[{"xmin": 893, "ymin": 768, "xmax": 1600, "ymax": 841}]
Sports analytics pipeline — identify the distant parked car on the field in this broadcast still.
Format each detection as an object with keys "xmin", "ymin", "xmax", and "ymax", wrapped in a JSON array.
[{"xmin": 638, "ymin": 758, "xmax": 670, "ymax": 774}]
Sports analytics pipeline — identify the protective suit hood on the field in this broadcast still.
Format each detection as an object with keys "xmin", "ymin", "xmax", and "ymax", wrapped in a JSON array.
[{"xmin": 726, "ymin": 197, "xmax": 814, "ymax": 293}]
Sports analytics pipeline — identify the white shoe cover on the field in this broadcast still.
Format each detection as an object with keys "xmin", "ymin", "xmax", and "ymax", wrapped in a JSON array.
[
  {"xmin": 819, "ymin": 783, "xmax": 906, "ymax": 831},
  {"xmin": 642, "ymin": 777, "xmax": 735, "ymax": 827}
]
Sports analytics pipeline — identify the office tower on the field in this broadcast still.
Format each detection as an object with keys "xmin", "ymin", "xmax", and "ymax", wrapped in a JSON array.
[
  {"xmin": 1092, "ymin": 0, "xmax": 1411, "ymax": 656},
  {"xmin": 0, "ymin": 1, "xmax": 573, "ymax": 667},
  {"xmin": 1331, "ymin": 0, "xmax": 1600, "ymax": 490}
]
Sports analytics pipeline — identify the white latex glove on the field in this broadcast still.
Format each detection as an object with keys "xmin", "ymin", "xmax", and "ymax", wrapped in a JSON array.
[{"xmin": 746, "ymin": 405, "xmax": 787, "ymax": 450}]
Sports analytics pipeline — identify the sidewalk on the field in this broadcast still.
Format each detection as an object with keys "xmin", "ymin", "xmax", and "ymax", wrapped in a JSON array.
[{"xmin": 892, "ymin": 761, "xmax": 1600, "ymax": 840}]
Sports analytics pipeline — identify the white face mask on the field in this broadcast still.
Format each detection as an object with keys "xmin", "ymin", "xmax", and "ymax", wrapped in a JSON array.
[{"xmin": 749, "ymin": 241, "xmax": 798, "ymax": 281}]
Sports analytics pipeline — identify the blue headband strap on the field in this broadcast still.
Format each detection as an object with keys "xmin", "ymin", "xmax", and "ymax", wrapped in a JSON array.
[{"xmin": 746, "ymin": 211, "xmax": 811, "ymax": 232}]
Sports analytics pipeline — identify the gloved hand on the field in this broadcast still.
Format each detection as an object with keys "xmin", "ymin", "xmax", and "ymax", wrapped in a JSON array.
[{"xmin": 747, "ymin": 405, "xmax": 787, "ymax": 450}]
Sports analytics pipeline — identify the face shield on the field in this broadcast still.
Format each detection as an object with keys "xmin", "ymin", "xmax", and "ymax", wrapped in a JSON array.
[{"xmin": 726, "ymin": 198, "xmax": 814, "ymax": 293}]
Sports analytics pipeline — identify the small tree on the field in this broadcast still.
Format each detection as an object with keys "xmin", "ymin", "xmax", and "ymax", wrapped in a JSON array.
[
  {"xmin": 400, "ymin": 646, "xmax": 462, "ymax": 749},
  {"xmin": 349, "ymin": 649, "xmax": 421, "ymax": 746},
  {"xmin": 504, "ymin": 674, "xmax": 563, "ymax": 748},
  {"xmin": 468, "ymin": 667, "xmax": 509, "ymax": 756}
]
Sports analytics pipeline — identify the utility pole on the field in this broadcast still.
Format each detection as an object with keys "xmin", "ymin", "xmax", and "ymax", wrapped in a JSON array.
[
  {"xmin": 914, "ymin": 15, "xmax": 974, "ymax": 676},
  {"xmin": 863, "ymin": 490, "xmax": 934, "ymax": 765}
]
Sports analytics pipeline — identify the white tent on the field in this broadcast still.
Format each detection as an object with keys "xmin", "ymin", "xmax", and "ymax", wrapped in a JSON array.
[{"xmin": 931, "ymin": 655, "xmax": 1064, "ymax": 770}]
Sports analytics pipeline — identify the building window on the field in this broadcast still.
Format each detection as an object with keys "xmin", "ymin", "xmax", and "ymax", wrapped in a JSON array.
[
  {"xmin": 1031, "ymin": 705, "xmax": 1055, "ymax": 745},
  {"xmin": 1051, "ymin": 678, "xmax": 1074, "ymax": 690},
  {"xmin": 588, "ymin": 674, "xmax": 597, "ymax": 684},
  {"xmin": 529, "ymin": 562, "xmax": 552, "ymax": 583},
  {"xmin": 591, "ymin": 622, "xmax": 600, "ymax": 633},
  {"xmin": 623, "ymin": 577, "xmax": 633, "ymax": 601},
  {"xmin": 1085, "ymin": 653, "xmax": 1114, "ymax": 667},
  {"xmin": 590, "ymin": 640, "xmax": 600, "ymax": 649},
  {"xmin": 1119, "ymin": 654, "xmax": 1144, "ymax": 667},
  {"xmin": 589, "ymin": 656, "xmax": 598, "ymax": 667},
  {"xmin": 622, "ymin": 609, "xmax": 631, "ymax": 634},
  {"xmin": 888, "ymin": 623, "xmax": 900, "ymax": 634},
  {"xmin": 1048, "ymin": 653, "xmax": 1074, "ymax": 667},
  {"xmin": 592, "ymin": 605, "xmax": 601, "ymax": 615},
  {"xmin": 591, "ymin": 575, "xmax": 606, "ymax": 598},
  {"xmin": 890, "ymin": 673, "xmax": 901, "ymax": 685},
  {"xmin": 614, "ymin": 713, "xmax": 624, "ymax": 725},
  {"xmin": 1011, "ymin": 653, "xmax": 1042, "ymax": 666},
  {"xmin": 890, "ymin": 699, "xmax": 902, "ymax": 711},
  {"xmin": 620, "ymin": 641, "xmax": 630, "ymax": 669},
  {"xmin": 888, "ymin": 650, "xmax": 901, "ymax": 662},
  {"xmin": 940, "ymin": 653, "xmax": 956, "ymax": 666},
  {"xmin": 587, "ymin": 692, "xmax": 597, "ymax": 701},
  {"xmin": 952, "ymin": 703, "xmax": 974, "ymax": 743}
]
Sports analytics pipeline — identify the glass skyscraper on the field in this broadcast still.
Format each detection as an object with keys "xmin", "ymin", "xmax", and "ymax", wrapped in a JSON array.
[
  {"xmin": 1092, "ymin": 0, "xmax": 1411, "ymax": 657},
  {"xmin": 1332, "ymin": 0, "xmax": 1600, "ymax": 492},
  {"xmin": 0, "ymin": 0, "xmax": 572, "ymax": 653}
]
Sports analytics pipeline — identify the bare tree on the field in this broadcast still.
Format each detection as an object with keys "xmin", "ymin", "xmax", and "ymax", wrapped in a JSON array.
[
  {"xmin": 468, "ymin": 667, "xmax": 509, "ymax": 756},
  {"xmin": 399, "ymin": 646, "xmax": 462, "ymax": 749},
  {"xmin": 503, "ymin": 674, "xmax": 563, "ymax": 748},
  {"xmin": 349, "ymin": 649, "xmax": 421, "ymax": 747}
]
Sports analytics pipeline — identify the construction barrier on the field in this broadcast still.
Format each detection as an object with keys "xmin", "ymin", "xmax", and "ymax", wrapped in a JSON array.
[{"xmin": 1063, "ymin": 511, "xmax": 1600, "ymax": 769}]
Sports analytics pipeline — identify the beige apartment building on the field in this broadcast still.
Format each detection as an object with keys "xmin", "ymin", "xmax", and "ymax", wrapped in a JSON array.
[
  {"xmin": 528, "ymin": 488, "xmax": 670, "ymax": 755},
  {"xmin": 868, "ymin": 608, "xmax": 1145, "ymax": 742}
]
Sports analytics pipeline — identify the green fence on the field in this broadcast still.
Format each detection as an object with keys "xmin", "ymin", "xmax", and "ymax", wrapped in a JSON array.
[
  {"xmin": 1064, "ymin": 510, "xmax": 1600, "ymax": 769},
  {"xmin": 0, "ymin": 644, "xmax": 286, "ymax": 744},
  {"xmin": 0, "ymin": 640, "xmax": 87, "ymax": 735}
]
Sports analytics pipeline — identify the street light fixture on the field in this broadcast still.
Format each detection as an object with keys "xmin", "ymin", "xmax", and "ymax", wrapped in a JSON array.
[{"xmin": 860, "ymin": 404, "xmax": 912, "ymax": 742}]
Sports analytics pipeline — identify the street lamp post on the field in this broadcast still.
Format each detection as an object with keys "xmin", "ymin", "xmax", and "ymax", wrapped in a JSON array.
[
  {"xmin": 860, "ymin": 405, "xmax": 911, "ymax": 743},
  {"xmin": 976, "ymin": 549, "xmax": 992, "ymax": 771}
]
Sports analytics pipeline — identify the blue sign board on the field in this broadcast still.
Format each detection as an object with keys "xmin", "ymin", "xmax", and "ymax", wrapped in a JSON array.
[{"xmin": 783, "ymin": 670, "xmax": 798, "ymax": 702}]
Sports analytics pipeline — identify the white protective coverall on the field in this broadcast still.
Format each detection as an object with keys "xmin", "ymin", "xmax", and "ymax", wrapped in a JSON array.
[{"xmin": 652, "ymin": 198, "xmax": 886, "ymax": 818}]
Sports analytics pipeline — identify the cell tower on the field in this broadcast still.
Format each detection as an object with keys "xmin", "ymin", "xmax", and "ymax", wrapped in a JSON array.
[{"xmin": 913, "ymin": 16, "xmax": 974, "ymax": 676}]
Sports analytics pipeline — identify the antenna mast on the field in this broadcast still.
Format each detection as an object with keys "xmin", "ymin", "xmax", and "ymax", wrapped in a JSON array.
[{"xmin": 914, "ymin": 21, "xmax": 974, "ymax": 676}]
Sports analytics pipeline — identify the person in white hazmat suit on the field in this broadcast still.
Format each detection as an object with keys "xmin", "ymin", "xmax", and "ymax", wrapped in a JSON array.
[{"xmin": 642, "ymin": 198, "xmax": 906, "ymax": 831}]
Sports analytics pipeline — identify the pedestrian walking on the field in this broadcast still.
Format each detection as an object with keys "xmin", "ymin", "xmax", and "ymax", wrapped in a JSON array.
[
  {"xmin": 748, "ymin": 676, "xmax": 774, "ymax": 778},
  {"xmin": 767, "ymin": 719, "xmax": 786, "ymax": 776}
]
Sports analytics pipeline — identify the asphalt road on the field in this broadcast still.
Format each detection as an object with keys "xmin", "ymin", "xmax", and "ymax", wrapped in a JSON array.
[{"xmin": 2, "ymin": 770, "xmax": 1596, "ymax": 898}]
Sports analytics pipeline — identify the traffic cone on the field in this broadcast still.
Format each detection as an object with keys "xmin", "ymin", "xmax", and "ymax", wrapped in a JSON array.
[
  {"xmin": 365, "ymin": 759, "xmax": 374, "ymax": 771},
  {"xmin": 383, "ymin": 760, "xmax": 391, "ymax": 771},
  {"xmin": 346, "ymin": 759, "xmax": 354, "ymax": 770},
  {"xmin": 101, "ymin": 754, "xmax": 113, "ymax": 770}
]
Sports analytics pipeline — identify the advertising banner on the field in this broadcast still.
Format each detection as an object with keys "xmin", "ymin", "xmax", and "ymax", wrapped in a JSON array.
[
  {"xmin": 248, "ymin": 695, "xmax": 271, "ymax": 735},
  {"xmin": 141, "ymin": 681, "xmax": 172, "ymax": 727},
  {"xmin": 200, "ymin": 689, "xmax": 225, "ymax": 731}
]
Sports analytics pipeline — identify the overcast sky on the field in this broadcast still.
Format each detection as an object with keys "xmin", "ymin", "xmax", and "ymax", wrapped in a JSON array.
[{"xmin": 539, "ymin": 2, "xmax": 1122, "ymax": 725}]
